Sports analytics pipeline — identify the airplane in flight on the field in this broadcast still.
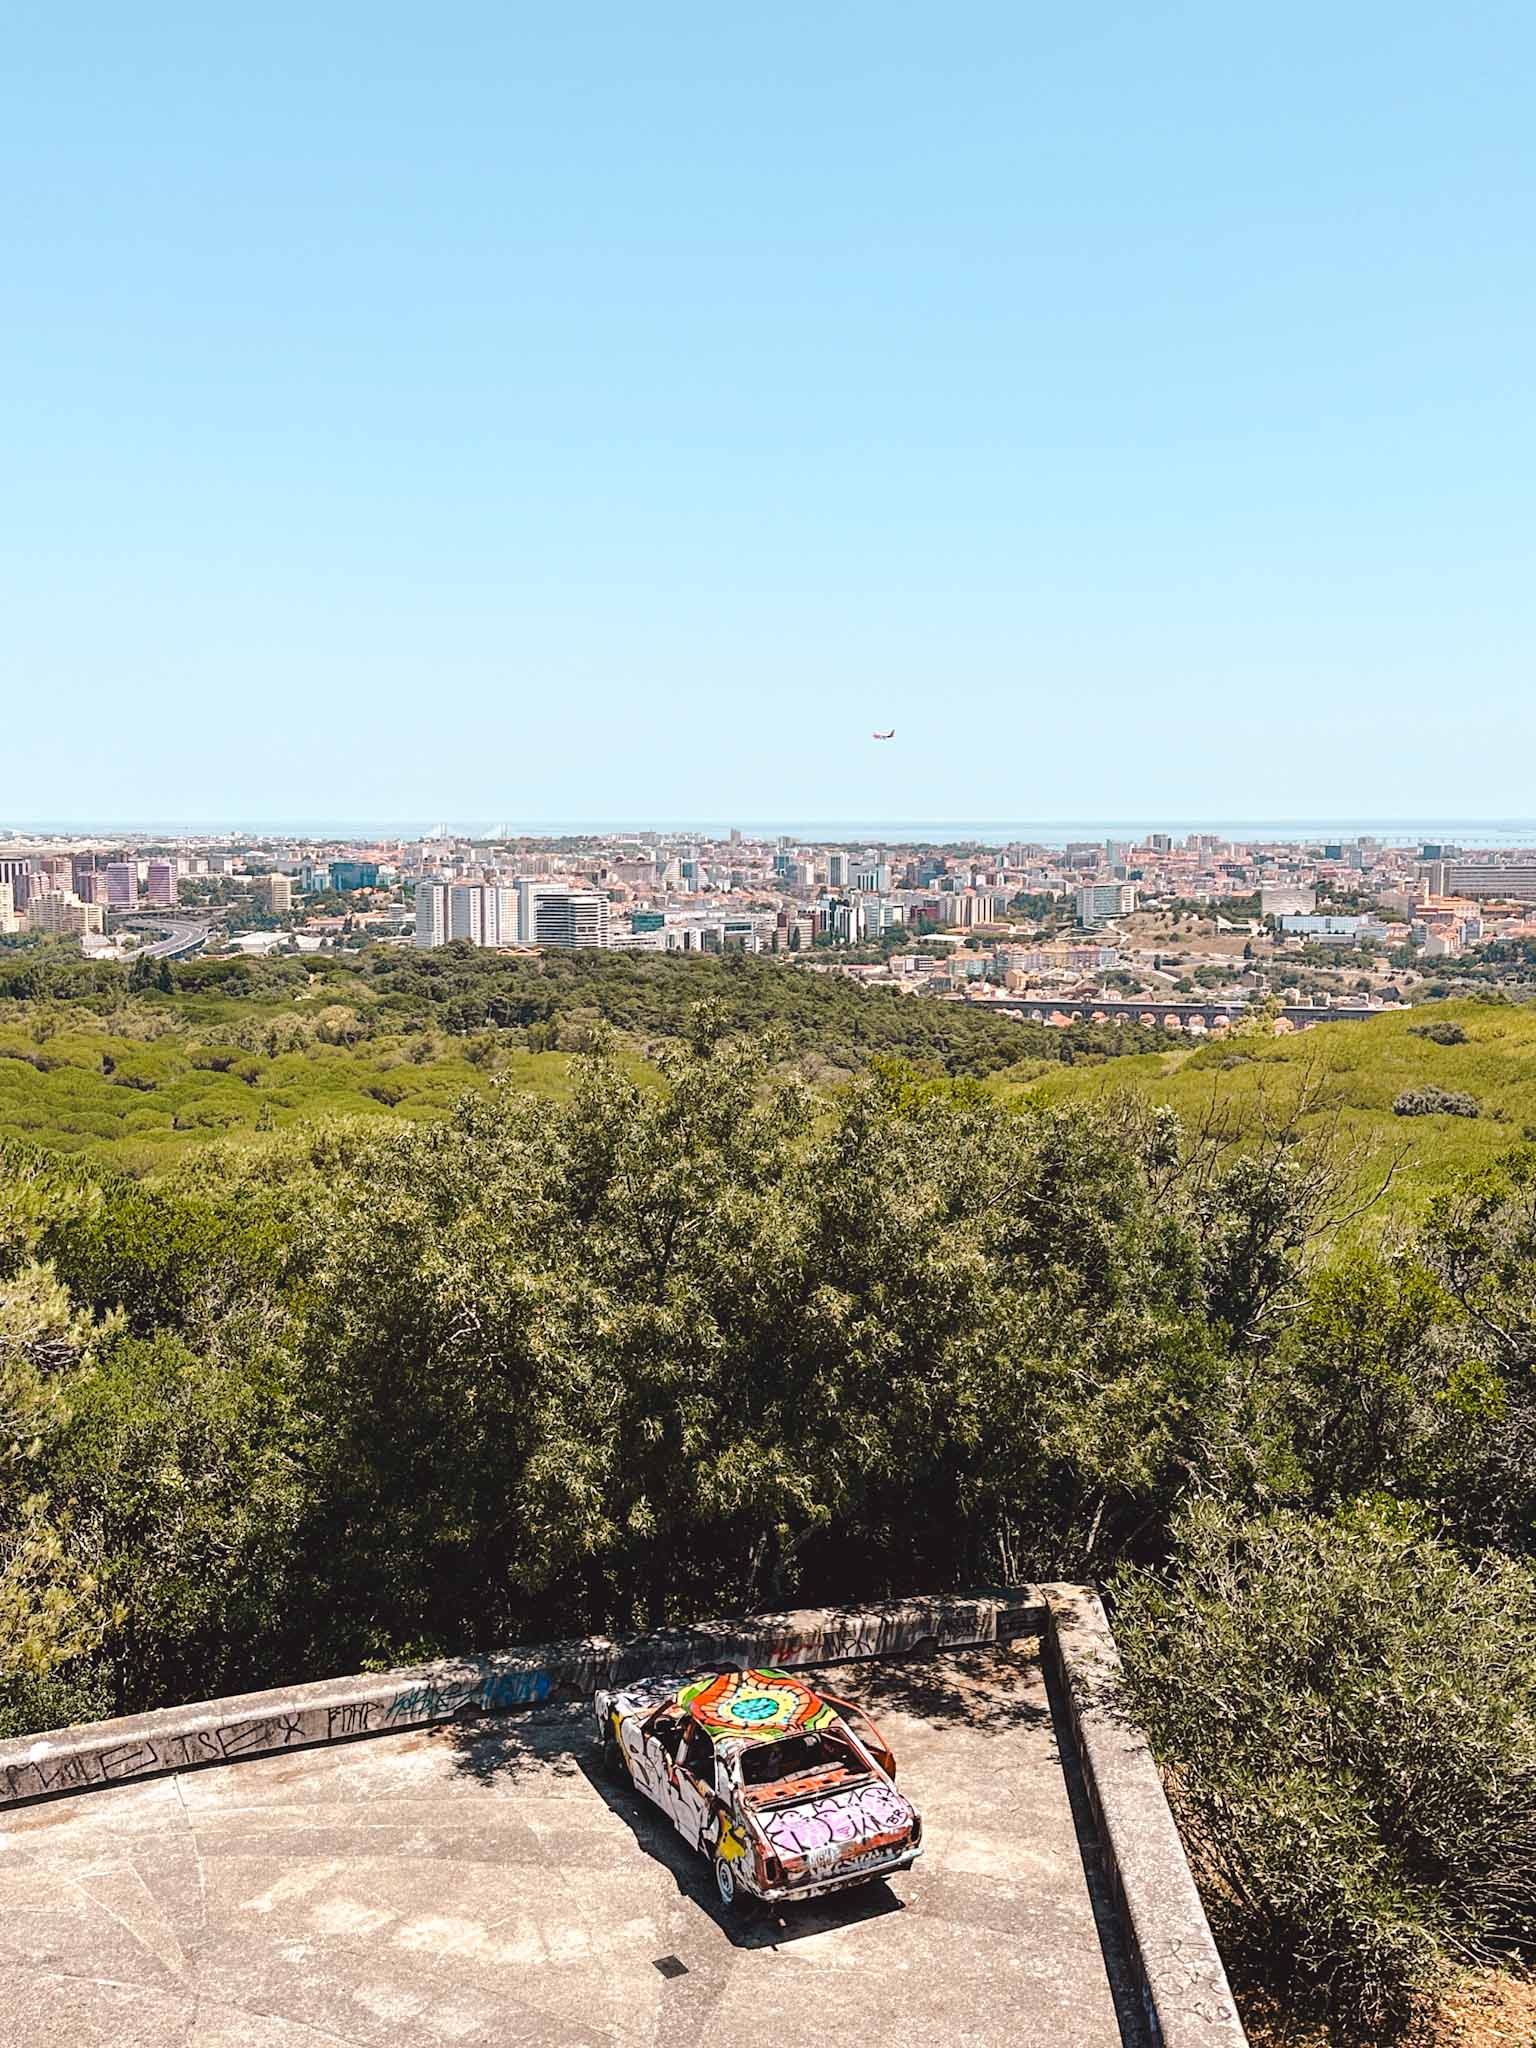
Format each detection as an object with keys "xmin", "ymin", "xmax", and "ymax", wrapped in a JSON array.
[{"xmin": 872, "ymin": 729, "xmax": 895, "ymax": 740}]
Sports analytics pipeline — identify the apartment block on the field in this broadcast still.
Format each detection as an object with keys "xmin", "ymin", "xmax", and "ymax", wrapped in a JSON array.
[
  {"xmin": 1075, "ymin": 883, "xmax": 1137, "ymax": 927},
  {"xmin": 413, "ymin": 880, "xmax": 520, "ymax": 948},
  {"xmin": 517, "ymin": 883, "xmax": 608, "ymax": 949}
]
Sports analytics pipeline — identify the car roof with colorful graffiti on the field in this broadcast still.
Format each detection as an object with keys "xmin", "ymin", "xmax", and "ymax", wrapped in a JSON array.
[
  {"xmin": 673, "ymin": 1667, "xmax": 837, "ymax": 1745},
  {"xmin": 603, "ymin": 1665, "xmax": 840, "ymax": 1746}
]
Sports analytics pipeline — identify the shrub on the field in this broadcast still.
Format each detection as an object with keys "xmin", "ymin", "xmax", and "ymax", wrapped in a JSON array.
[
  {"xmin": 1393, "ymin": 1087, "xmax": 1479, "ymax": 1118},
  {"xmin": 1409, "ymin": 1019, "xmax": 1469, "ymax": 1046},
  {"xmin": 1114, "ymin": 1505, "xmax": 1536, "ymax": 2031}
]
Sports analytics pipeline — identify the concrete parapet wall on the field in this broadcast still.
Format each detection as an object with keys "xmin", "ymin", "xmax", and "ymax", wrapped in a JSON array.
[
  {"xmin": 1042, "ymin": 1582, "xmax": 1248, "ymax": 2048},
  {"xmin": 0, "ymin": 1587, "xmax": 1040, "ymax": 1809},
  {"xmin": 0, "ymin": 1580, "xmax": 1247, "ymax": 2046}
]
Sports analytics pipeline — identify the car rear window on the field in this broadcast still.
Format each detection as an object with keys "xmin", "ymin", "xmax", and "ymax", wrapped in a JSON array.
[{"xmin": 739, "ymin": 1730, "xmax": 860, "ymax": 1787}]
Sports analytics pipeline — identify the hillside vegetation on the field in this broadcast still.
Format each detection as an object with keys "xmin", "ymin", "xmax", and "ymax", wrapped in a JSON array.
[
  {"xmin": 1015, "ymin": 998, "xmax": 1536, "ymax": 1214},
  {"xmin": 0, "ymin": 944, "xmax": 1156, "ymax": 1171},
  {"xmin": 0, "ymin": 1014, "xmax": 586, "ymax": 1172},
  {"xmin": 4, "ymin": 957, "xmax": 1536, "ymax": 2035}
]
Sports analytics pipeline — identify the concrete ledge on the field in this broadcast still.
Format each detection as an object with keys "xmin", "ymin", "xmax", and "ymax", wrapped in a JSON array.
[
  {"xmin": 1042, "ymin": 1582, "xmax": 1248, "ymax": 2048},
  {"xmin": 0, "ymin": 1587, "xmax": 1042, "ymax": 1809}
]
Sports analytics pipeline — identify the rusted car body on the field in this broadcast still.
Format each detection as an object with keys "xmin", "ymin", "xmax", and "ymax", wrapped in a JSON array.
[{"xmin": 593, "ymin": 1667, "xmax": 922, "ymax": 1911}]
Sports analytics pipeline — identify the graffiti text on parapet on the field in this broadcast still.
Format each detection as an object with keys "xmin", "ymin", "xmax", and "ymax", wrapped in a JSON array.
[
  {"xmin": 384, "ymin": 1669, "xmax": 552, "ymax": 1725},
  {"xmin": 2, "ymin": 1711, "xmax": 311, "ymax": 1803}
]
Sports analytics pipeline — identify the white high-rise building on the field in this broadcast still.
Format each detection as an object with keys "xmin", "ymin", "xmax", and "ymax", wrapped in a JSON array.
[
  {"xmin": 1445, "ymin": 862, "xmax": 1536, "ymax": 903},
  {"xmin": 1076, "ymin": 883, "xmax": 1137, "ymax": 927},
  {"xmin": 414, "ymin": 882, "xmax": 450, "ymax": 948},
  {"xmin": 517, "ymin": 883, "xmax": 609, "ymax": 949},
  {"xmin": 413, "ymin": 881, "xmax": 519, "ymax": 949}
]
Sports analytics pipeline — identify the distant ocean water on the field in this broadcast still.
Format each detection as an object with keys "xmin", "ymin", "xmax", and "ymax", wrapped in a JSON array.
[{"xmin": 7, "ymin": 818, "xmax": 1536, "ymax": 848}]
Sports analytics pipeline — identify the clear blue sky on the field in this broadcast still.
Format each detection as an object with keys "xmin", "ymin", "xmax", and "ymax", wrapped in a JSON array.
[{"xmin": 5, "ymin": 3, "xmax": 1534, "ymax": 825}]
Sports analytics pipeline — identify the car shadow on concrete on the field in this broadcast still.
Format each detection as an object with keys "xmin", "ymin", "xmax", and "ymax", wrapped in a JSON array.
[
  {"xmin": 573, "ymin": 1748, "xmax": 910, "ymax": 1950},
  {"xmin": 440, "ymin": 1713, "xmax": 908, "ymax": 1950}
]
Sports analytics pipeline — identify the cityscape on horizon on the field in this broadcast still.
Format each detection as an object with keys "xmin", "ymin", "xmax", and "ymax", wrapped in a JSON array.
[{"xmin": 5, "ymin": 818, "xmax": 1535, "ymax": 1032}]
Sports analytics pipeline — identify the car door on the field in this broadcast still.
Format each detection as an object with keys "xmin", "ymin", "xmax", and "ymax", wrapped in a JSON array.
[
  {"xmin": 624, "ymin": 1704, "xmax": 681, "ymax": 1814},
  {"xmin": 665, "ymin": 1723, "xmax": 714, "ymax": 1853}
]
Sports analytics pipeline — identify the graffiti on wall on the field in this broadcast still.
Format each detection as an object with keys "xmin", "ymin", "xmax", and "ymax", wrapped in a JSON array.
[
  {"xmin": 0, "ymin": 1665, "xmax": 554, "ymax": 1805},
  {"xmin": 1, "ymin": 1710, "xmax": 311, "ymax": 1803},
  {"xmin": 383, "ymin": 1668, "xmax": 551, "ymax": 1725}
]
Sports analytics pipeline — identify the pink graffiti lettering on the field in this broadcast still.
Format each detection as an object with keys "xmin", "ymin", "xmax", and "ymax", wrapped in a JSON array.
[{"xmin": 763, "ymin": 1783, "xmax": 911, "ymax": 1858}]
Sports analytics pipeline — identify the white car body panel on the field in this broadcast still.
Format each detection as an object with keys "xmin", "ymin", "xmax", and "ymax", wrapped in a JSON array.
[{"xmin": 594, "ymin": 1670, "xmax": 922, "ymax": 1906}]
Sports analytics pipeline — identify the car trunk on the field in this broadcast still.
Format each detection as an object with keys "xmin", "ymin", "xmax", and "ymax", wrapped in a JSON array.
[{"xmin": 750, "ymin": 1775, "xmax": 917, "ymax": 1881}]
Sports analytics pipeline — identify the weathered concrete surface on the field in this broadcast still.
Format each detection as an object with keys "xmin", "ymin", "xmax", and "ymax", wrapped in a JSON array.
[
  {"xmin": 0, "ymin": 1589, "xmax": 1042, "ymax": 1810},
  {"xmin": 1043, "ymin": 1584, "xmax": 1246, "ymax": 2048},
  {"xmin": 0, "ymin": 1641, "xmax": 1143, "ymax": 2048}
]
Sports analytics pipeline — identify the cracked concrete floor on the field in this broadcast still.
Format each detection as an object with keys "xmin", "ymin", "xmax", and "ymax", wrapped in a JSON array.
[{"xmin": 0, "ymin": 1642, "xmax": 1140, "ymax": 2047}]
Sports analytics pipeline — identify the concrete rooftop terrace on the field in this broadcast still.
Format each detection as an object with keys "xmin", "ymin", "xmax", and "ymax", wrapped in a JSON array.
[{"xmin": 0, "ymin": 1640, "xmax": 1146, "ymax": 2048}]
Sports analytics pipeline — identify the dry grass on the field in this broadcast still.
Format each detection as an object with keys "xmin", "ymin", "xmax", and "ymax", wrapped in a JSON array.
[
  {"xmin": 1242, "ymin": 1970, "xmax": 1536, "ymax": 2048},
  {"xmin": 1425, "ymin": 1972, "xmax": 1536, "ymax": 2048}
]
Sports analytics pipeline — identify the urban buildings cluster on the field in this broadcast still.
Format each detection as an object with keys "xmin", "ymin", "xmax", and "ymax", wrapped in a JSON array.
[{"xmin": 3, "ymin": 824, "xmax": 1535, "ymax": 1016}]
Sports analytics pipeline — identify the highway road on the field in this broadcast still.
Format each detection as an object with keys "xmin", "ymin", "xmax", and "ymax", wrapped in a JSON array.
[{"xmin": 123, "ymin": 918, "xmax": 216, "ymax": 959}]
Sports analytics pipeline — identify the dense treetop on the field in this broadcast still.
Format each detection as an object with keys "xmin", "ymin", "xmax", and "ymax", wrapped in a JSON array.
[{"xmin": 3, "ymin": 965, "xmax": 1536, "ymax": 2033}]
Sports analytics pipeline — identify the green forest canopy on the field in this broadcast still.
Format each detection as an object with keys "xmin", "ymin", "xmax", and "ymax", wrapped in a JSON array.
[{"xmin": 3, "ymin": 955, "xmax": 1536, "ymax": 2032}]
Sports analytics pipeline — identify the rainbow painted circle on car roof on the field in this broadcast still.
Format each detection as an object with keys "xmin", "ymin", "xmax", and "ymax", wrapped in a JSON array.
[{"xmin": 677, "ymin": 1669, "xmax": 837, "ymax": 1741}]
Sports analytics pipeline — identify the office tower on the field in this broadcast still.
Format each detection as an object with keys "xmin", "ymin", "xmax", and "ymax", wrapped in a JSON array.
[
  {"xmin": 329, "ymin": 860, "xmax": 381, "ymax": 891},
  {"xmin": 827, "ymin": 853, "xmax": 850, "ymax": 888},
  {"xmin": 255, "ymin": 873, "xmax": 294, "ymax": 913},
  {"xmin": 105, "ymin": 863, "xmax": 138, "ymax": 906},
  {"xmin": 0, "ymin": 859, "xmax": 34, "ymax": 912},
  {"xmin": 145, "ymin": 860, "xmax": 177, "ymax": 907},
  {"xmin": 517, "ymin": 883, "xmax": 609, "ymax": 948}
]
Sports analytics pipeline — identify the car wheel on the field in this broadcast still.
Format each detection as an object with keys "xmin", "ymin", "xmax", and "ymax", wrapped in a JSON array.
[{"xmin": 713, "ymin": 1853, "xmax": 746, "ymax": 1914}]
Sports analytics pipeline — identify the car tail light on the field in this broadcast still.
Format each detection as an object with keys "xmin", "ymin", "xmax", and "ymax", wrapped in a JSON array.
[
  {"xmin": 758, "ymin": 1849, "xmax": 785, "ymax": 1887},
  {"xmin": 910, "ymin": 1816, "xmax": 923, "ymax": 1848}
]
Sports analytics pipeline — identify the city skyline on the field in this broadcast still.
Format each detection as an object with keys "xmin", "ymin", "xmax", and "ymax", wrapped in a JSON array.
[
  {"xmin": 8, "ymin": 816, "xmax": 1536, "ymax": 848},
  {"xmin": 7, "ymin": 818, "xmax": 1527, "ymax": 1018}
]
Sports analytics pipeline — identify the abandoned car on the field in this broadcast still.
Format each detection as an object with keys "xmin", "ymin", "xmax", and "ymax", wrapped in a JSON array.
[{"xmin": 593, "ymin": 1666, "xmax": 922, "ymax": 1910}]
